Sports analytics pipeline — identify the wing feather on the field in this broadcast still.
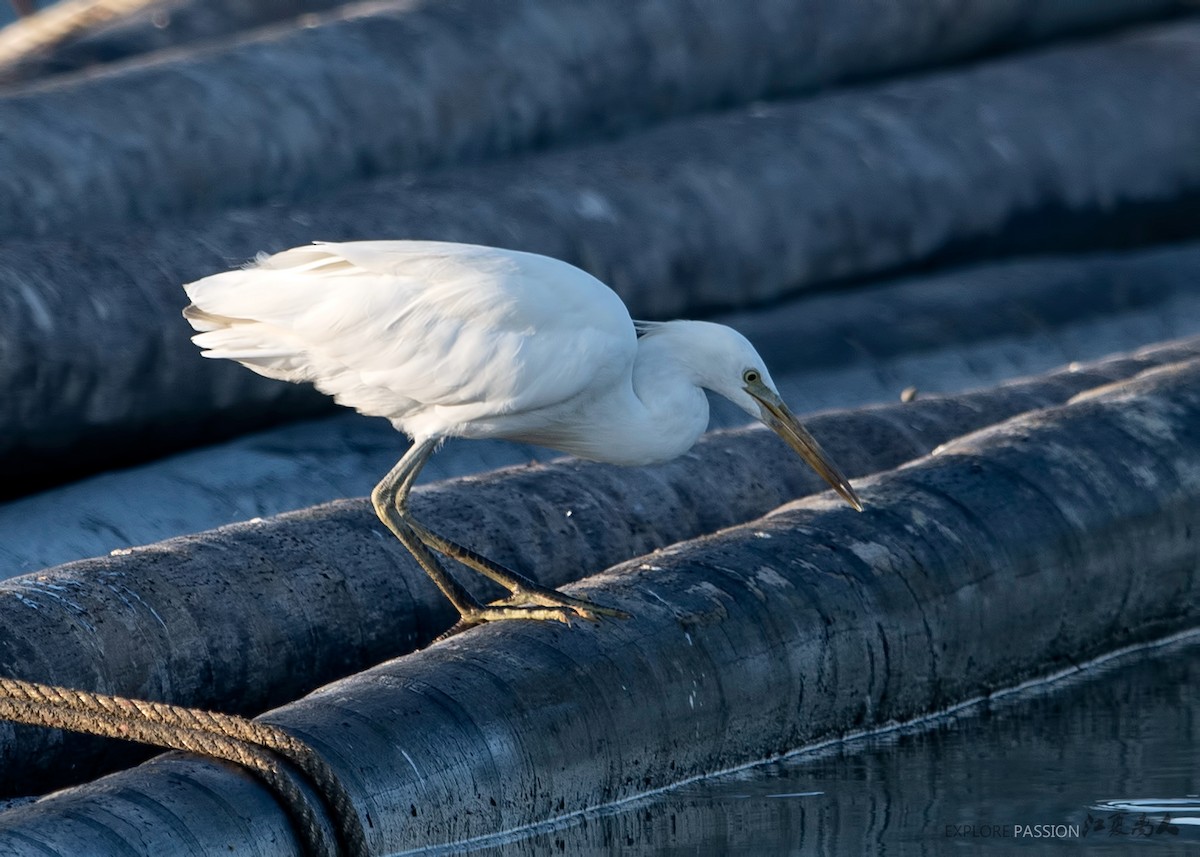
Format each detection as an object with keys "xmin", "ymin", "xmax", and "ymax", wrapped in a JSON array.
[{"xmin": 183, "ymin": 242, "xmax": 635, "ymax": 436}]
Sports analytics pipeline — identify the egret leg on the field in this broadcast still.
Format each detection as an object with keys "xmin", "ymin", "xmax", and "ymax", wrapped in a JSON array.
[
  {"xmin": 371, "ymin": 440, "xmax": 481, "ymax": 619},
  {"xmin": 404, "ymin": 518, "xmax": 628, "ymax": 619},
  {"xmin": 372, "ymin": 439, "xmax": 626, "ymax": 632}
]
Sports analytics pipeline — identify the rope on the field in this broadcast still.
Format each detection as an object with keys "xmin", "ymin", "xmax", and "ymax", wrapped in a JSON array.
[{"xmin": 0, "ymin": 678, "xmax": 369, "ymax": 857}]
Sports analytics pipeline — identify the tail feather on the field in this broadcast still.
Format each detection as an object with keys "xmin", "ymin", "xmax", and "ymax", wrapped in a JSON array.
[
  {"xmin": 181, "ymin": 242, "xmax": 427, "ymax": 406},
  {"xmin": 181, "ymin": 303, "xmax": 237, "ymax": 332},
  {"xmin": 189, "ymin": 324, "xmax": 313, "ymax": 381},
  {"xmin": 183, "ymin": 263, "xmax": 324, "ymax": 382}
]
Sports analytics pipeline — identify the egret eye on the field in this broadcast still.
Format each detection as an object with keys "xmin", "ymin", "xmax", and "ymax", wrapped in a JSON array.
[{"xmin": 743, "ymin": 369, "xmax": 761, "ymax": 385}]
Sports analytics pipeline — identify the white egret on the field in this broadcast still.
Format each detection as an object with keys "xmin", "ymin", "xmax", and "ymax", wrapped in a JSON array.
[{"xmin": 183, "ymin": 241, "xmax": 862, "ymax": 630}]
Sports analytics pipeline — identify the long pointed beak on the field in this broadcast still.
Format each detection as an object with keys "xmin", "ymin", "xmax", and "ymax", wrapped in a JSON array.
[{"xmin": 748, "ymin": 384, "xmax": 864, "ymax": 512}]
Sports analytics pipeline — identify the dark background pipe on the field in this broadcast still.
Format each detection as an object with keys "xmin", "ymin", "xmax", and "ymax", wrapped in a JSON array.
[
  {"xmin": 0, "ymin": 0, "xmax": 1188, "ymax": 232},
  {"xmin": 6, "ymin": 23, "xmax": 1200, "ymax": 493}
]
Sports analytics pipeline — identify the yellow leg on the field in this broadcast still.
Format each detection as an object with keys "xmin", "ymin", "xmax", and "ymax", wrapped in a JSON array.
[{"xmin": 371, "ymin": 439, "xmax": 628, "ymax": 636}]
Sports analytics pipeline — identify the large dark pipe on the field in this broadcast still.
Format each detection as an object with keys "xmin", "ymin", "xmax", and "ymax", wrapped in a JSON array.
[
  {"xmin": 2, "ymin": 355, "xmax": 1197, "ymax": 853},
  {"xmin": 1, "ymin": 336, "xmax": 1197, "ymax": 796},
  {"xmin": 0, "ymin": 0, "xmax": 1187, "ymax": 229}
]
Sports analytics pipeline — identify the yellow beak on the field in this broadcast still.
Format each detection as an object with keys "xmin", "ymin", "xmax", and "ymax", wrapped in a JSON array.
[{"xmin": 747, "ymin": 382, "xmax": 864, "ymax": 512}]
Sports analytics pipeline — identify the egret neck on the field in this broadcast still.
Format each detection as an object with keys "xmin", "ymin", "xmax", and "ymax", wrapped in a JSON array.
[{"xmin": 579, "ymin": 322, "xmax": 715, "ymax": 467}]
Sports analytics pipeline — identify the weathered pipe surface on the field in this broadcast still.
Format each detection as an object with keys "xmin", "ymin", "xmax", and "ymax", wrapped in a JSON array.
[
  {"xmin": 0, "ymin": 0, "xmax": 1186, "ymax": 232},
  {"xmin": 471, "ymin": 634, "xmax": 1200, "ymax": 853},
  {"xmin": 0, "ymin": 0, "xmax": 354, "ymax": 84},
  {"xmin": 8, "ymin": 244, "xmax": 1200, "ymax": 571},
  {"xmin": 2, "ymin": 357, "xmax": 1198, "ymax": 854},
  {"xmin": 10, "ymin": 0, "xmax": 1172, "ymax": 91},
  {"xmin": 1, "ymin": 337, "xmax": 1198, "ymax": 797},
  {"xmin": 7, "ymin": 16, "xmax": 1200, "ymax": 491}
]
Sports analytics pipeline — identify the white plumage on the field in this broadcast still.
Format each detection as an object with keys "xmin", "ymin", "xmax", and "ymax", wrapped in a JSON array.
[
  {"xmin": 186, "ymin": 242, "xmax": 629, "ymax": 443},
  {"xmin": 184, "ymin": 240, "xmax": 861, "ymax": 630}
]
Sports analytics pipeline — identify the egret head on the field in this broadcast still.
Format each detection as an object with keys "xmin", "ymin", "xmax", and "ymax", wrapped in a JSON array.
[{"xmin": 670, "ymin": 321, "xmax": 864, "ymax": 512}]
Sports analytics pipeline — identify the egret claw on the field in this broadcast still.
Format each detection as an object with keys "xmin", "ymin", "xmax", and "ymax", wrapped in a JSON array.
[{"xmin": 573, "ymin": 603, "xmax": 632, "ymax": 621}]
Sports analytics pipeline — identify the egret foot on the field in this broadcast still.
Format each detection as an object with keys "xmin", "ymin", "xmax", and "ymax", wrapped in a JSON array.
[
  {"xmin": 490, "ymin": 586, "xmax": 630, "ymax": 621},
  {"xmin": 434, "ymin": 603, "xmax": 581, "ymax": 642},
  {"xmin": 434, "ymin": 589, "xmax": 628, "ymax": 642}
]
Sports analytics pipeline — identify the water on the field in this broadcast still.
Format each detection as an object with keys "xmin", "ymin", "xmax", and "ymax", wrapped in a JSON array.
[{"xmin": 473, "ymin": 633, "xmax": 1200, "ymax": 855}]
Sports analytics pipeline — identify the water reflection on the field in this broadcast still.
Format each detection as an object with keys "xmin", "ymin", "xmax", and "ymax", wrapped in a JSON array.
[{"xmin": 471, "ymin": 634, "xmax": 1200, "ymax": 854}]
